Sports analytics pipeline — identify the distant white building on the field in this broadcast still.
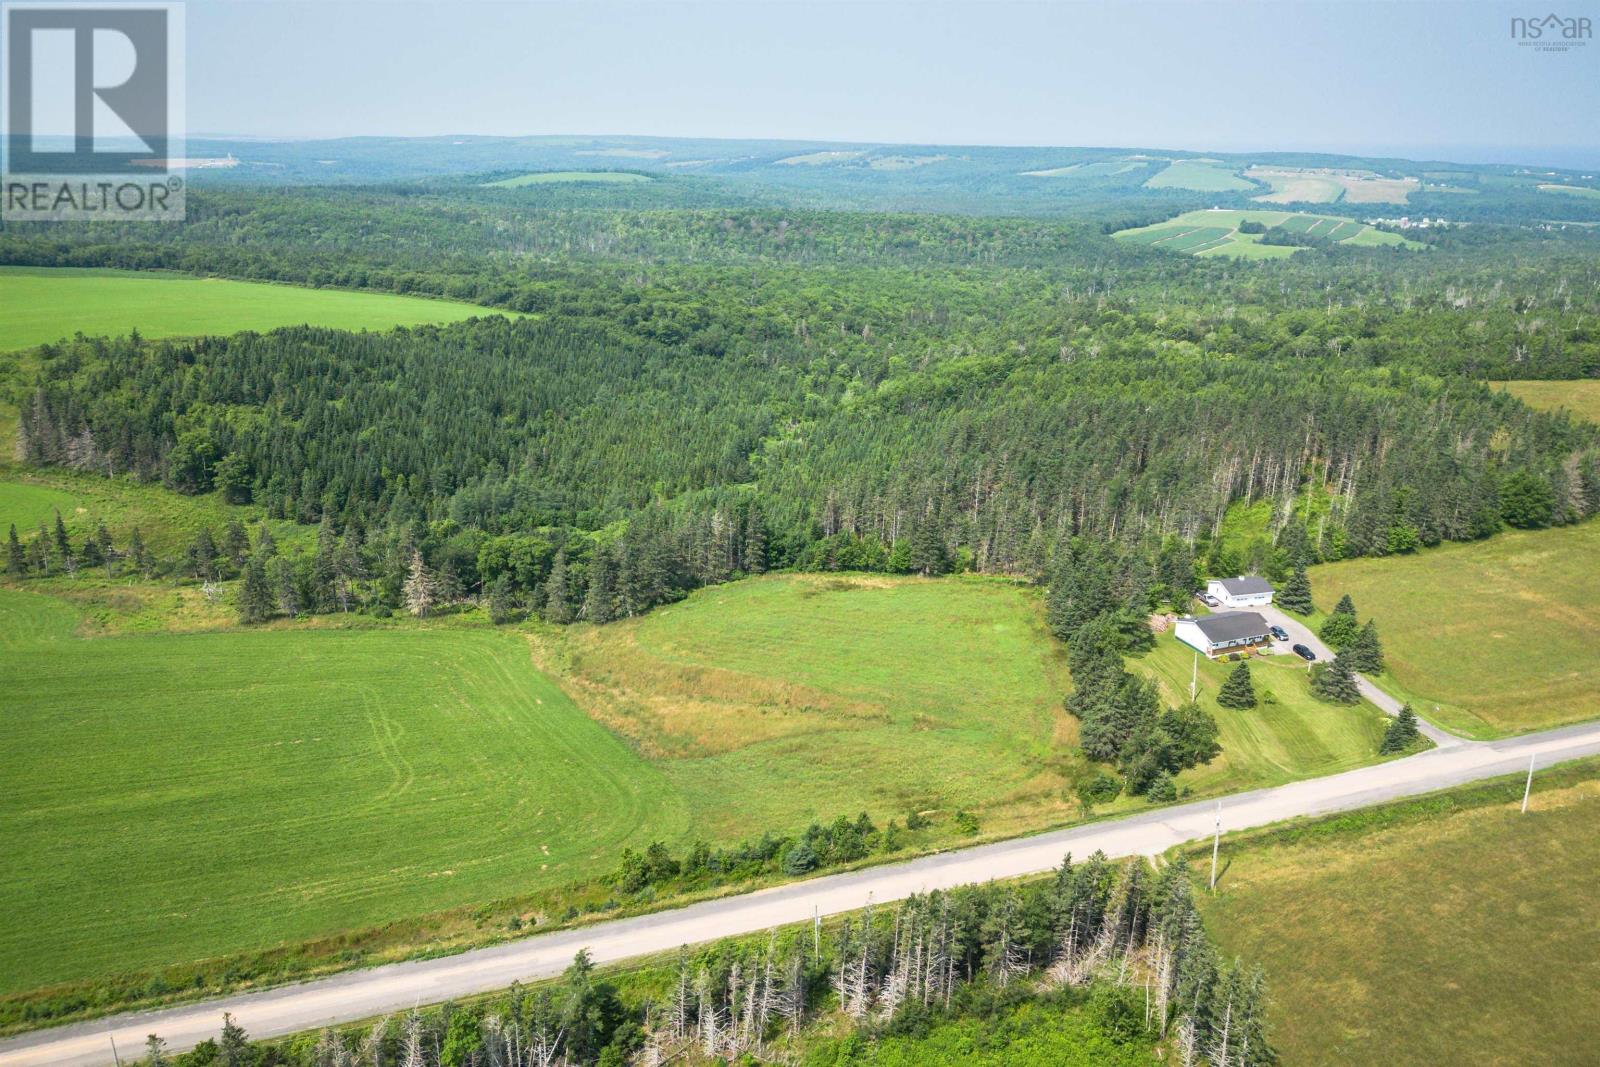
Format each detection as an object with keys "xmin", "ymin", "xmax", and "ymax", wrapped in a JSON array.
[
  {"xmin": 1175, "ymin": 611, "xmax": 1272, "ymax": 658},
  {"xmin": 1206, "ymin": 576, "xmax": 1274, "ymax": 609}
]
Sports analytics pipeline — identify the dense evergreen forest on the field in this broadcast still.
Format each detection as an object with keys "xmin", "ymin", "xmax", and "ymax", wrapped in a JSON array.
[{"xmin": 7, "ymin": 183, "xmax": 1600, "ymax": 630}]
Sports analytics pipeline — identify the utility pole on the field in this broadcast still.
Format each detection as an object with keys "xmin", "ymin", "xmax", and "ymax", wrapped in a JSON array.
[
  {"xmin": 1209, "ymin": 801, "xmax": 1222, "ymax": 892},
  {"xmin": 108, "ymin": 1033, "xmax": 123, "ymax": 1067},
  {"xmin": 1522, "ymin": 753, "xmax": 1536, "ymax": 813},
  {"xmin": 1190, "ymin": 651, "xmax": 1198, "ymax": 701},
  {"xmin": 813, "ymin": 905, "xmax": 820, "ymax": 954}
]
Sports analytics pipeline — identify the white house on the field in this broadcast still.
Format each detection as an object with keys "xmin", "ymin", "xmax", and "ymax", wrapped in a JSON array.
[
  {"xmin": 1174, "ymin": 611, "xmax": 1272, "ymax": 658},
  {"xmin": 1206, "ymin": 575, "xmax": 1274, "ymax": 609}
]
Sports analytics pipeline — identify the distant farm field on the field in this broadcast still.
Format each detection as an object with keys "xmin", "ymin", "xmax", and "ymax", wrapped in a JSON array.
[
  {"xmin": 0, "ymin": 588, "xmax": 685, "ymax": 993},
  {"xmin": 1113, "ymin": 209, "xmax": 1419, "ymax": 259},
  {"xmin": 1492, "ymin": 379, "xmax": 1600, "ymax": 424},
  {"xmin": 1310, "ymin": 521, "xmax": 1600, "ymax": 737},
  {"xmin": 543, "ymin": 574, "xmax": 1080, "ymax": 841},
  {"xmin": 1537, "ymin": 183, "xmax": 1600, "ymax": 199},
  {"xmin": 0, "ymin": 267, "xmax": 496, "ymax": 352},
  {"xmin": 485, "ymin": 170, "xmax": 653, "ymax": 186},
  {"xmin": 1143, "ymin": 159, "xmax": 1253, "ymax": 192},
  {"xmin": 1197, "ymin": 759, "xmax": 1600, "ymax": 1066},
  {"xmin": 1130, "ymin": 631, "xmax": 1391, "ymax": 794},
  {"xmin": 1245, "ymin": 165, "xmax": 1418, "ymax": 204}
]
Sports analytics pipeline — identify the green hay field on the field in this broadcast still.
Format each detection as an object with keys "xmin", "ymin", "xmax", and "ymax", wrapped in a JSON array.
[
  {"xmin": 1142, "ymin": 160, "xmax": 1253, "ymax": 192},
  {"xmin": 1130, "ymin": 631, "xmax": 1391, "ymax": 794},
  {"xmin": 0, "ymin": 267, "xmax": 497, "ymax": 352},
  {"xmin": 1310, "ymin": 521, "xmax": 1600, "ymax": 737},
  {"xmin": 485, "ymin": 170, "xmax": 653, "ymax": 187},
  {"xmin": 1492, "ymin": 379, "xmax": 1600, "ymax": 425},
  {"xmin": 547, "ymin": 574, "xmax": 1080, "ymax": 842},
  {"xmin": 1196, "ymin": 759, "xmax": 1600, "ymax": 1066},
  {"xmin": 0, "ymin": 588, "xmax": 686, "ymax": 993}
]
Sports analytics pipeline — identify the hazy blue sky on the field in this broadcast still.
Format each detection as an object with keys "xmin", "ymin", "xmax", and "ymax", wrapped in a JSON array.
[{"xmin": 188, "ymin": 1, "xmax": 1600, "ymax": 166}]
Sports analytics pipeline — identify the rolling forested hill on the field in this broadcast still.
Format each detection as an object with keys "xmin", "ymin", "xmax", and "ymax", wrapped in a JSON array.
[{"xmin": 5, "ymin": 173, "xmax": 1599, "ymax": 627}]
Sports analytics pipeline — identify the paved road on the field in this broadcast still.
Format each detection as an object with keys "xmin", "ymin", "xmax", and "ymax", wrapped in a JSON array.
[
  {"xmin": 7, "ymin": 721, "xmax": 1600, "ymax": 1067},
  {"xmin": 1253, "ymin": 603, "xmax": 1464, "ymax": 748}
]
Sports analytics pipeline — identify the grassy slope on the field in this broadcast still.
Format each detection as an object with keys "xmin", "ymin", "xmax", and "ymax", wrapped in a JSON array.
[
  {"xmin": 0, "ymin": 266, "xmax": 498, "ymax": 351},
  {"xmin": 0, "ymin": 468, "xmax": 312, "ymax": 557},
  {"xmin": 1196, "ymin": 758, "xmax": 1600, "ymax": 1067},
  {"xmin": 1491, "ymin": 379, "xmax": 1600, "ymax": 425},
  {"xmin": 0, "ymin": 588, "xmax": 686, "ymax": 992},
  {"xmin": 544, "ymin": 574, "xmax": 1081, "ymax": 841},
  {"xmin": 1130, "ymin": 631, "xmax": 1390, "ymax": 793},
  {"xmin": 1310, "ymin": 521, "xmax": 1600, "ymax": 737}
]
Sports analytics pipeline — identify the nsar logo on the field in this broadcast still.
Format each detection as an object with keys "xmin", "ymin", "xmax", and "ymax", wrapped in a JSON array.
[{"xmin": 1510, "ymin": 12, "xmax": 1593, "ymax": 51}]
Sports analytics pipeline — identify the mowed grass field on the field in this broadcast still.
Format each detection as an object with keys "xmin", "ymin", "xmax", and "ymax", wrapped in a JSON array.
[
  {"xmin": 1196, "ymin": 759, "xmax": 1600, "ymax": 1066},
  {"xmin": 0, "ymin": 267, "xmax": 497, "ymax": 352},
  {"xmin": 1130, "ymin": 631, "xmax": 1391, "ymax": 793},
  {"xmin": 0, "ymin": 588, "xmax": 687, "ymax": 993},
  {"xmin": 1492, "ymin": 379, "xmax": 1600, "ymax": 425},
  {"xmin": 544, "ymin": 574, "xmax": 1080, "ymax": 841},
  {"xmin": 1310, "ymin": 521, "xmax": 1600, "ymax": 737}
]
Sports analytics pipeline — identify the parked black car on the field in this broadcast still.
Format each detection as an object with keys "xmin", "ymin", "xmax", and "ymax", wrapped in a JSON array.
[
  {"xmin": 1270, "ymin": 625, "xmax": 1289, "ymax": 641},
  {"xmin": 1291, "ymin": 643, "xmax": 1316, "ymax": 661}
]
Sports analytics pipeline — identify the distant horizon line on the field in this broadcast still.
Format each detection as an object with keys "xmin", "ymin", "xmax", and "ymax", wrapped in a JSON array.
[{"xmin": 172, "ymin": 131, "xmax": 1600, "ymax": 172}]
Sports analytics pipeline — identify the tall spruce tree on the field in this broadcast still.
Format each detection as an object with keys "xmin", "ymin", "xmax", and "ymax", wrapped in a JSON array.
[
  {"xmin": 542, "ymin": 549, "xmax": 575, "ymax": 624},
  {"xmin": 1277, "ymin": 565, "xmax": 1313, "ymax": 615},
  {"xmin": 1216, "ymin": 662, "xmax": 1258, "ymax": 709},
  {"xmin": 52, "ymin": 510, "xmax": 72, "ymax": 565},
  {"xmin": 237, "ymin": 557, "xmax": 275, "ymax": 624},
  {"xmin": 583, "ymin": 549, "xmax": 616, "ymax": 623},
  {"xmin": 743, "ymin": 506, "xmax": 768, "ymax": 575},
  {"xmin": 223, "ymin": 518, "xmax": 251, "ymax": 569},
  {"xmin": 1344, "ymin": 619, "xmax": 1385, "ymax": 674},
  {"xmin": 1311, "ymin": 653, "xmax": 1362, "ymax": 704},
  {"xmin": 908, "ymin": 518, "xmax": 949, "ymax": 577},
  {"xmin": 186, "ymin": 528, "xmax": 219, "ymax": 581},
  {"xmin": 6, "ymin": 524, "xmax": 25, "ymax": 576}
]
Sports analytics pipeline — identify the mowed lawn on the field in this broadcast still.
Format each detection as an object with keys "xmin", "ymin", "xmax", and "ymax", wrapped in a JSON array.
[
  {"xmin": 1130, "ymin": 631, "xmax": 1390, "ymax": 793},
  {"xmin": 548, "ymin": 574, "xmax": 1078, "ymax": 840},
  {"xmin": 0, "ymin": 588, "xmax": 686, "ymax": 993},
  {"xmin": 0, "ymin": 267, "xmax": 498, "ymax": 351},
  {"xmin": 1197, "ymin": 760, "xmax": 1600, "ymax": 1066},
  {"xmin": 1492, "ymin": 379, "xmax": 1600, "ymax": 425},
  {"xmin": 1311, "ymin": 522, "xmax": 1600, "ymax": 737}
]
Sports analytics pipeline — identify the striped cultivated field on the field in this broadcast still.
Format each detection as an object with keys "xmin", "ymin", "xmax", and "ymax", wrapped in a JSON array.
[{"xmin": 0, "ymin": 589, "xmax": 686, "ymax": 993}]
